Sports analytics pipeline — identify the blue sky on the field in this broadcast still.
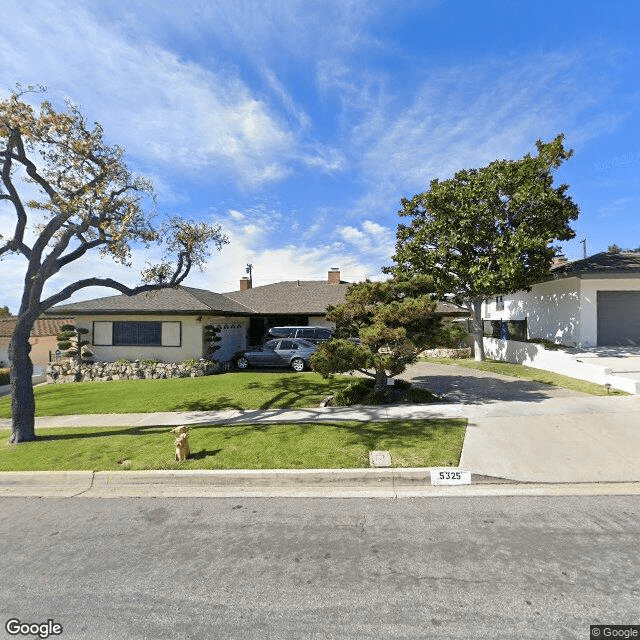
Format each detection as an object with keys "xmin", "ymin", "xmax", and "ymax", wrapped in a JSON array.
[{"xmin": 1, "ymin": 0, "xmax": 639, "ymax": 312}]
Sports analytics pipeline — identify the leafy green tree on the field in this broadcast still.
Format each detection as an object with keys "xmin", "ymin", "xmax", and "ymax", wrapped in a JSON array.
[
  {"xmin": 0, "ymin": 88, "xmax": 228, "ymax": 442},
  {"xmin": 388, "ymin": 135, "xmax": 579, "ymax": 360},
  {"xmin": 310, "ymin": 275, "xmax": 444, "ymax": 393},
  {"xmin": 0, "ymin": 305, "xmax": 10, "ymax": 317}
]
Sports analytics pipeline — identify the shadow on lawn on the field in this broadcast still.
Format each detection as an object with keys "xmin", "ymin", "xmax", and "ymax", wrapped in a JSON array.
[
  {"xmin": 169, "ymin": 372, "xmax": 352, "ymax": 412},
  {"xmin": 188, "ymin": 448, "xmax": 222, "ymax": 460},
  {"xmin": 171, "ymin": 395, "xmax": 244, "ymax": 411},
  {"xmin": 30, "ymin": 424, "xmax": 229, "ymax": 442},
  {"xmin": 27, "ymin": 420, "xmax": 463, "ymax": 457}
]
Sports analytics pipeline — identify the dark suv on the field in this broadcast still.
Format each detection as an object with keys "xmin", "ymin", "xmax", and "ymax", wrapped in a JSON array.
[{"xmin": 267, "ymin": 326, "xmax": 333, "ymax": 344}]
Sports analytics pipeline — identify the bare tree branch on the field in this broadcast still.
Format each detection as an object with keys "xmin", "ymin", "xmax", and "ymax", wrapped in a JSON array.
[{"xmin": 2, "ymin": 89, "xmax": 229, "ymax": 443}]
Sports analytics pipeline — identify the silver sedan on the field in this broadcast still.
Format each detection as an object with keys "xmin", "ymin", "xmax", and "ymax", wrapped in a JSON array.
[{"xmin": 233, "ymin": 338, "xmax": 318, "ymax": 372}]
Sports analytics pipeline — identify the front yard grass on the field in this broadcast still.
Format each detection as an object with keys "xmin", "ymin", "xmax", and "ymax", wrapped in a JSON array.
[
  {"xmin": 0, "ymin": 372, "xmax": 357, "ymax": 418},
  {"xmin": 0, "ymin": 419, "xmax": 466, "ymax": 471},
  {"xmin": 422, "ymin": 358, "xmax": 628, "ymax": 395}
]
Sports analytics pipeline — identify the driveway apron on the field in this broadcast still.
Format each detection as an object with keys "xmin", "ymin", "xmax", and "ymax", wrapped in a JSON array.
[{"xmin": 402, "ymin": 361, "xmax": 640, "ymax": 483}]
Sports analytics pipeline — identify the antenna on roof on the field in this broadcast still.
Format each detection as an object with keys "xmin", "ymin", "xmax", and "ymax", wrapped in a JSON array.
[
  {"xmin": 245, "ymin": 263, "xmax": 253, "ymax": 285},
  {"xmin": 580, "ymin": 239, "xmax": 587, "ymax": 259}
]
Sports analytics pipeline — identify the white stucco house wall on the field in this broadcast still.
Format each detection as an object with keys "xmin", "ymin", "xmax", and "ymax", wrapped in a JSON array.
[{"xmin": 483, "ymin": 252, "xmax": 640, "ymax": 348}]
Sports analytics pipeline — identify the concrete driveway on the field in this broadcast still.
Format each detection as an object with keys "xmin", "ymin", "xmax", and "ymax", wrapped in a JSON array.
[
  {"xmin": 401, "ymin": 361, "xmax": 640, "ymax": 483},
  {"xmin": 401, "ymin": 361, "xmax": 586, "ymax": 403}
]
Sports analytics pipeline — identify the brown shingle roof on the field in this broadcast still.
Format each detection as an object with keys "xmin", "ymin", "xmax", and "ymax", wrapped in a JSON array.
[
  {"xmin": 42, "ymin": 280, "xmax": 469, "ymax": 319},
  {"xmin": 552, "ymin": 252, "xmax": 640, "ymax": 276},
  {"xmin": 47, "ymin": 287, "xmax": 253, "ymax": 316},
  {"xmin": 223, "ymin": 281, "xmax": 469, "ymax": 316},
  {"xmin": 0, "ymin": 317, "xmax": 74, "ymax": 338},
  {"xmin": 223, "ymin": 280, "xmax": 350, "ymax": 315},
  {"xmin": 433, "ymin": 301, "xmax": 470, "ymax": 316}
]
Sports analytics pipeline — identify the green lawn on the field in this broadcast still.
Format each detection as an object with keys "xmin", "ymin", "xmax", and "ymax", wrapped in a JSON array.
[
  {"xmin": 0, "ymin": 372, "xmax": 356, "ymax": 417},
  {"xmin": 0, "ymin": 419, "xmax": 466, "ymax": 471},
  {"xmin": 422, "ymin": 357, "xmax": 628, "ymax": 395}
]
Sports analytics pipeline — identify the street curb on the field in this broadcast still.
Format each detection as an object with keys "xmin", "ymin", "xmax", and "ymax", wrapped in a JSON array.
[
  {"xmin": 2, "ymin": 469, "xmax": 640, "ymax": 498},
  {"xmin": 0, "ymin": 471, "xmax": 94, "ymax": 497}
]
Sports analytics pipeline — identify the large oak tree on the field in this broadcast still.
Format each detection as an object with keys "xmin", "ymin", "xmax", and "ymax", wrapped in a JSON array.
[
  {"xmin": 388, "ymin": 135, "xmax": 579, "ymax": 360},
  {"xmin": 0, "ymin": 89, "xmax": 228, "ymax": 442}
]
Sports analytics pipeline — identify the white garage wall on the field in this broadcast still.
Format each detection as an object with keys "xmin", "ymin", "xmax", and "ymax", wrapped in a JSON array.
[
  {"xmin": 580, "ymin": 278, "xmax": 640, "ymax": 346},
  {"xmin": 484, "ymin": 277, "xmax": 582, "ymax": 347},
  {"xmin": 202, "ymin": 317, "xmax": 249, "ymax": 361}
]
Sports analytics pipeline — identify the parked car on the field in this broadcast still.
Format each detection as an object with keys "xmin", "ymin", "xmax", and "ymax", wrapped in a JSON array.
[
  {"xmin": 233, "ymin": 338, "xmax": 318, "ymax": 372},
  {"xmin": 267, "ymin": 326, "xmax": 334, "ymax": 344}
]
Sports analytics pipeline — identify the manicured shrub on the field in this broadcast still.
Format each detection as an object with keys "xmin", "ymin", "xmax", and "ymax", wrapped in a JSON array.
[
  {"xmin": 333, "ymin": 378, "xmax": 375, "ymax": 406},
  {"xmin": 332, "ymin": 376, "xmax": 439, "ymax": 405},
  {"xmin": 0, "ymin": 368, "xmax": 9, "ymax": 385}
]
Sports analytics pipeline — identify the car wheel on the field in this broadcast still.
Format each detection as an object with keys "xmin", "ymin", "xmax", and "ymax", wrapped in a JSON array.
[
  {"xmin": 291, "ymin": 357, "xmax": 305, "ymax": 372},
  {"xmin": 235, "ymin": 356, "xmax": 250, "ymax": 370}
]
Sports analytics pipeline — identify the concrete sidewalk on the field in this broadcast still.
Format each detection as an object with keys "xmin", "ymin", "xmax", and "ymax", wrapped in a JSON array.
[{"xmin": 2, "ymin": 395, "xmax": 640, "ymax": 493}]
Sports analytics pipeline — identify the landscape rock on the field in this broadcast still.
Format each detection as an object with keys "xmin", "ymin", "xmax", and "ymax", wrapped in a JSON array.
[{"xmin": 46, "ymin": 359, "xmax": 222, "ymax": 383}]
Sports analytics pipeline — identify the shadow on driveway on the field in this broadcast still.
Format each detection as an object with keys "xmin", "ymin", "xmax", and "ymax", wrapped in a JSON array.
[{"xmin": 402, "ymin": 362, "xmax": 587, "ymax": 405}]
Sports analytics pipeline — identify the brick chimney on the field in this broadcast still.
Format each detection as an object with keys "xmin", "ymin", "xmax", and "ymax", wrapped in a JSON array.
[
  {"xmin": 328, "ymin": 267, "xmax": 341, "ymax": 285},
  {"xmin": 240, "ymin": 276, "xmax": 252, "ymax": 291}
]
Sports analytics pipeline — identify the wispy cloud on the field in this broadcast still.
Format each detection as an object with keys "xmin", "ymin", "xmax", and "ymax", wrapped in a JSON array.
[
  {"xmin": 0, "ymin": 1, "xmax": 302, "ymax": 187},
  {"xmin": 351, "ymin": 49, "xmax": 627, "ymax": 196},
  {"xmin": 337, "ymin": 219, "xmax": 394, "ymax": 255}
]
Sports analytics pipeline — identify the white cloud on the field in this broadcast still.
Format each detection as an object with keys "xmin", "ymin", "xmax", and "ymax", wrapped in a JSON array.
[
  {"xmin": 301, "ymin": 146, "xmax": 346, "ymax": 173},
  {"xmin": 339, "ymin": 226, "xmax": 368, "ymax": 247},
  {"xmin": 119, "ymin": 0, "xmax": 384, "ymax": 66},
  {"xmin": 337, "ymin": 219, "xmax": 395, "ymax": 258},
  {"xmin": 184, "ymin": 210, "xmax": 391, "ymax": 293},
  {"xmin": 362, "ymin": 220, "xmax": 387, "ymax": 236},
  {"xmin": 351, "ymin": 50, "xmax": 626, "ymax": 196},
  {"xmin": 0, "ymin": 0, "xmax": 299, "ymax": 188}
]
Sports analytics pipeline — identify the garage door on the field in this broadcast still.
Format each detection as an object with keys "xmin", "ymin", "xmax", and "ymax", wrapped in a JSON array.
[{"xmin": 597, "ymin": 291, "xmax": 640, "ymax": 346}]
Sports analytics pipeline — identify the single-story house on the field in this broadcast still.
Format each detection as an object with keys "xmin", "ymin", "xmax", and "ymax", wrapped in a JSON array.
[
  {"xmin": 44, "ymin": 267, "xmax": 469, "ymax": 364},
  {"xmin": 44, "ymin": 269, "xmax": 350, "ymax": 363},
  {"xmin": 483, "ymin": 252, "xmax": 640, "ymax": 347},
  {"xmin": 0, "ymin": 316, "xmax": 74, "ymax": 368}
]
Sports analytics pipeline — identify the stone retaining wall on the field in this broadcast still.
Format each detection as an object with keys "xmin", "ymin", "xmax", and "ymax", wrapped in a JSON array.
[
  {"xmin": 46, "ymin": 359, "xmax": 221, "ymax": 383},
  {"xmin": 420, "ymin": 347, "xmax": 472, "ymax": 359}
]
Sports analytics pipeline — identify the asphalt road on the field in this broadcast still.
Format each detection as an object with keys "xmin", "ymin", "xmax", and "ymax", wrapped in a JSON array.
[{"xmin": 1, "ymin": 495, "xmax": 638, "ymax": 639}]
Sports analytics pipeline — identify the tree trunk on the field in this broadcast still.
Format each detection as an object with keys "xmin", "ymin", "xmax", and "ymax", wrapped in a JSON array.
[
  {"xmin": 8, "ymin": 322, "xmax": 37, "ymax": 443},
  {"xmin": 374, "ymin": 369, "xmax": 388, "ymax": 393},
  {"xmin": 469, "ymin": 298, "xmax": 485, "ymax": 362}
]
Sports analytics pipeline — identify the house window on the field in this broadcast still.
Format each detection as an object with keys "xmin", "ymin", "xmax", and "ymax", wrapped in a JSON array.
[
  {"xmin": 113, "ymin": 321, "xmax": 161, "ymax": 346},
  {"xmin": 93, "ymin": 321, "xmax": 181, "ymax": 347},
  {"xmin": 495, "ymin": 296, "xmax": 504, "ymax": 311}
]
